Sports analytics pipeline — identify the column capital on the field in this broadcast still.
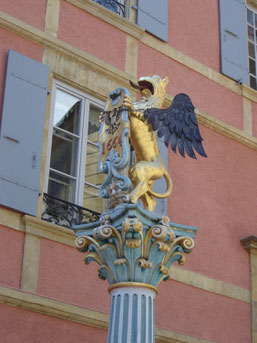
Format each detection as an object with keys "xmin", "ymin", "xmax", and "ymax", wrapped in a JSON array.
[
  {"xmin": 241, "ymin": 236, "xmax": 257, "ymax": 252},
  {"xmin": 73, "ymin": 203, "xmax": 197, "ymax": 289}
]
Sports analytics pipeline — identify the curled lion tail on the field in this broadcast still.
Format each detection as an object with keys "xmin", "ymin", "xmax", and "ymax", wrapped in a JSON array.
[{"xmin": 148, "ymin": 171, "xmax": 172, "ymax": 199}]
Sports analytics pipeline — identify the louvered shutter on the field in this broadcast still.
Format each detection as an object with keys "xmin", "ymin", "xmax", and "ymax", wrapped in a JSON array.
[
  {"xmin": 137, "ymin": 0, "xmax": 168, "ymax": 42},
  {"xmin": 0, "ymin": 50, "xmax": 49, "ymax": 216},
  {"xmin": 219, "ymin": 0, "xmax": 249, "ymax": 84}
]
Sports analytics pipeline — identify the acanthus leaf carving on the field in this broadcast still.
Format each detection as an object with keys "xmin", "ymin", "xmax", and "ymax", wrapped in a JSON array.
[{"xmin": 74, "ymin": 209, "xmax": 196, "ymax": 287}]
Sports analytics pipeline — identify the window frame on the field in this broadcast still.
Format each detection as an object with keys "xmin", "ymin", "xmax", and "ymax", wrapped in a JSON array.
[
  {"xmin": 246, "ymin": 3, "xmax": 257, "ymax": 90},
  {"xmin": 44, "ymin": 80, "xmax": 104, "ymax": 208}
]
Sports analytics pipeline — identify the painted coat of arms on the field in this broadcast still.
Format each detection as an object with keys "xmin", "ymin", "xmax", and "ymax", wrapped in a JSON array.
[{"xmin": 98, "ymin": 87, "xmax": 131, "ymax": 207}]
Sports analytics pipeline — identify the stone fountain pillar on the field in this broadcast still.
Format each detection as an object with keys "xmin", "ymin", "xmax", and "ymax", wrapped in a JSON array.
[
  {"xmin": 73, "ymin": 205, "xmax": 197, "ymax": 343},
  {"xmin": 72, "ymin": 83, "xmax": 198, "ymax": 342}
]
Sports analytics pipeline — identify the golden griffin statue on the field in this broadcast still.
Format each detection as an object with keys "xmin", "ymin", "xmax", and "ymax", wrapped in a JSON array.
[
  {"xmin": 99, "ymin": 75, "xmax": 207, "ymax": 212},
  {"xmin": 124, "ymin": 76, "xmax": 171, "ymax": 212}
]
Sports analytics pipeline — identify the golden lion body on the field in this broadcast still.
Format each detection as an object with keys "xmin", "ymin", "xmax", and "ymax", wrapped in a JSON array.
[{"xmin": 125, "ymin": 75, "xmax": 172, "ymax": 211}]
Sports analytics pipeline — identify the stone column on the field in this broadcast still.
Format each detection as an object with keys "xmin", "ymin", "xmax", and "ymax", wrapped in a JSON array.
[{"xmin": 108, "ymin": 284, "xmax": 156, "ymax": 343}]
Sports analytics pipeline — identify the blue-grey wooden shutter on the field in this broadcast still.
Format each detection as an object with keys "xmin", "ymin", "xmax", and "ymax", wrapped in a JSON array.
[
  {"xmin": 153, "ymin": 138, "xmax": 168, "ymax": 216},
  {"xmin": 0, "ymin": 50, "xmax": 49, "ymax": 216},
  {"xmin": 219, "ymin": 0, "xmax": 249, "ymax": 84},
  {"xmin": 137, "ymin": 0, "xmax": 168, "ymax": 42}
]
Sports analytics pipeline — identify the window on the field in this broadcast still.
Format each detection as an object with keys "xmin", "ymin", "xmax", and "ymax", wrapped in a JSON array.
[
  {"xmin": 247, "ymin": 6, "xmax": 257, "ymax": 90},
  {"xmin": 219, "ymin": 0, "xmax": 249, "ymax": 86},
  {"xmin": 93, "ymin": 0, "xmax": 126, "ymax": 17},
  {"xmin": 44, "ymin": 81, "xmax": 106, "ymax": 219}
]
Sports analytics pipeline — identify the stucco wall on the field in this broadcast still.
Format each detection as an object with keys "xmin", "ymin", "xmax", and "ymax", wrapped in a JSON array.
[
  {"xmin": 58, "ymin": 0, "xmax": 127, "ymax": 70},
  {"xmin": 168, "ymin": 125, "xmax": 257, "ymax": 289},
  {"xmin": 157, "ymin": 280, "xmax": 251, "ymax": 343},
  {"xmin": 168, "ymin": 0, "xmax": 220, "ymax": 72},
  {"xmin": 137, "ymin": 43, "xmax": 244, "ymax": 129},
  {"xmin": 0, "ymin": 303, "xmax": 107, "ymax": 343},
  {"xmin": 0, "ymin": 225, "xmax": 24, "ymax": 288},
  {"xmin": 0, "ymin": 0, "xmax": 46, "ymax": 30},
  {"xmin": 37, "ymin": 239, "xmax": 110, "ymax": 313}
]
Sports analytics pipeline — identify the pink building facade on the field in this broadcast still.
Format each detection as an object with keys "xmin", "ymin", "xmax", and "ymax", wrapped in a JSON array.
[{"xmin": 0, "ymin": 1, "xmax": 256, "ymax": 342}]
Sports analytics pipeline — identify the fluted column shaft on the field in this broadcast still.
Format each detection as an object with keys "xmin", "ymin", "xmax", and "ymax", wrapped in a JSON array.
[{"xmin": 108, "ymin": 286, "xmax": 156, "ymax": 343}]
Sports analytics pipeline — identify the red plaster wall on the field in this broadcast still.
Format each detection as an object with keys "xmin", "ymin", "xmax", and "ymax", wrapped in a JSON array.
[
  {"xmin": 0, "ymin": 28, "xmax": 43, "ymax": 122},
  {"xmin": 137, "ymin": 43, "xmax": 243, "ymax": 129},
  {"xmin": 0, "ymin": 0, "xmax": 46, "ymax": 30},
  {"xmin": 252, "ymin": 102, "xmax": 257, "ymax": 137},
  {"xmin": 168, "ymin": 126, "xmax": 257, "ymax": 289},
  {"xmin": 168, "ymin": 0, "xmax": 220, "ymax": 71},
  {"xmin": 37, "ymin": 239, "xmax": 110, "ymax": 313},
  {"xmin": 58, "ymin": 0, "xmax": 127, "ymax": 71},
  {"xmin": 0, "ymin": 304, "xmax": 107, "ymax": 343},
  {"xmin": 157, "ymin": 280, "xmax": 251, "ymax": 343},
  {"xmin": 0, "ymin": 225, "xmax": 24, "ymax": 288}
]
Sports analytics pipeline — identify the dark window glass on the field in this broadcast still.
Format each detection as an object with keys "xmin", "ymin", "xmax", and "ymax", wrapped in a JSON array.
[
  {"xmin": 249, "ymin": 58, "xmax": 256, "ymax": 75},
  {"xmin": 248, "ymin": 25, "xmax": 254, "ymax": 41},
  {"xmin": 88, "ymin": 104, "xmax": 101, "ymax": 143},
  {"xmin": 248, "ymin": 9, "xmax": 254, "ymax": 25},
  {"xmin": 83, "ymin": 103, "xmax": 105, "ymax": 213},
  {"xmin": 50, "ymin": 130, "xmax": 79, "ymax": 176},
  {"xmin": 249, "ymin": 41, "xmax": 255, "ymax": 58},
  {"xmin": 250, "ymin": 75, "xmax": 257, "ymax": 89},
  {"xmin": 48, "ymin": 171, "xmax": 75, "ymax": 202}
]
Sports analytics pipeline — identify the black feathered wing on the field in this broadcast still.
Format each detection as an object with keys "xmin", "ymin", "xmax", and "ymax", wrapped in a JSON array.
[{"xmin": 144, "ymin": 93, "xmax": 207, "ymax": 159}]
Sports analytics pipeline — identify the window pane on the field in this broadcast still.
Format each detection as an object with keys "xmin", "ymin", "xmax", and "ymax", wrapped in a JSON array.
[
  {"xmin": 48, "ymin": 171, "xmax": 76, "ymax": 202},
  {"xmin": 255, "ymin": 13, "xmax": 257, "ymax": 27},
  {"xmin": 84, "ymin": 141, "xmax": 105, "ymax": 212},
  {"xmin": 248, "ymin": 9, "xmax": 254, "ymax": 25},
  {"xmin": 249, "ymin": 58, "xmax": 256, "ymax": 75},
  {"xmin": 88, "ymin": 103, "xmax": 101, "ymax": 144},
  {"xmin": 248, "ymin": 25, "xmax": 254, "ymax": 41},
  {"xmin": 83, "ymin": 103, "xmax": 105, "ymax": 213},
  {"xmin": 50, "ymin": 130, "xmax": 79, "ymax": 176},
  {"xmin": 54, "ymin": 89, "xmax": 81, "ymax": 134},
  {"xmin": 85, "ymin": 143, "xmax": 105, "ymax": 186},
  {"xmin": 250, "ymin": 75, "xmax": 257, "ymax": 89},
  {"xmin": 249, "ymin": 42, "xmax": 255, "ymax": 58},
  {"xmin": 83, "ymin": 184, "xmax": 106, "ymax": 213}
]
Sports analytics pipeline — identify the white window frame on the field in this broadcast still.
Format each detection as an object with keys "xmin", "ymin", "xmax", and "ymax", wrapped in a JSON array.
[
  {"xmin": 246, "ymin": 4, "xmax": 257, "ymax": 90},
  {"xmin": 44, "ymin": 80, "xmax": 104, "ymax": 207}
]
